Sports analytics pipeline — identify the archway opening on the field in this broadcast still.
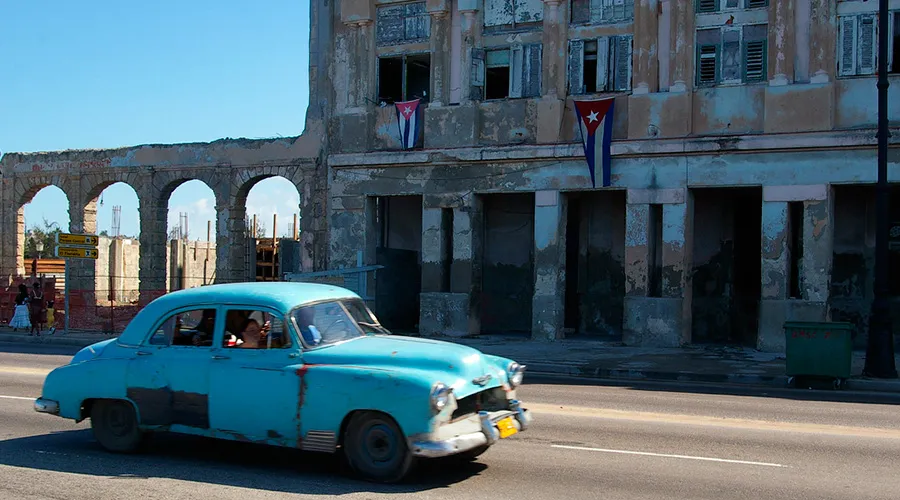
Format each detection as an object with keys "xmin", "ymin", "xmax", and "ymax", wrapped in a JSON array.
[
  {"xmin": 91, "ymin": 182, "xmax": 141, "ymax": 307},
  {"xmin": 244, "ymin": 176, "xmax": 301, "ymax": 281},
  {"xmin": 20, "ymin": 185, "xmax": 70, "ymax": 276},
  {"xmin": 166, "ymin": 180, "xmax": 219, "ymax": 291}
]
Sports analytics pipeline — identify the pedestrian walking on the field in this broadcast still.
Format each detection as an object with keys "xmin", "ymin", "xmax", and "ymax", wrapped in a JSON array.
[
  {"xmin": 46, "ymin": 300, "xmax": 56, "ymax": 334},
  {"xmin": 29, "ymin": 282, "xmax": 46, "ymax": 336},
  {"xmin": 9, "ymin": 284, "xmax": 31, "ymax": 331}
]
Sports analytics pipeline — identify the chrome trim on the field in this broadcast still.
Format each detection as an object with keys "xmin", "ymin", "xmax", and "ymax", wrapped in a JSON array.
[
  {"xmin": 34, "ymin": 398, "xmax": 59, "ymax": 415},
  {"xmin": 472, "ymin": 374, "xmax": 492, "ymax": 386},
  {"xmin": 509, "ymin": 399, "xmax": 531, "ymax": 431},
  {"xmin": 410, "ymin": 408, "xmax": 531, "ymax": 458}
]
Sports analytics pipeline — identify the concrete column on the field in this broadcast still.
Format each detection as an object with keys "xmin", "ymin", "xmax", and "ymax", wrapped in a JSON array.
[
  {"xmin": 421, "ymin": 206, "xmax": 448, "ymax": 293},
  {"xmin": 67, "ymin": 190, "xmax": 98, "ymax": 308},
  {"xmin": 633, "ymin": 0, "xmax": 660, "ymax": 94},
  {"xmin": 218, "ymin": 200, "xmax": 244, "ymax": 284},
  {"xmin": 447, "ymin": 195, "xmax": 483, "ymax": 336},
  {"xmin": 532, "ymin": 191, "xmax": 567, "ymax": 341},
  {"xmin": 661, "ymin": 199, "xmax": 693, "ymax": 345},
  {"xmin": 138, "ymin": 193, "xmax": 168, "ymax": 306},
  {"xmin": 669, "ymin": 0, "xmax": 694, "ymax": 92},
  {"xmin": 802, "ymin": 192, "xmax": 834, "ymax": 303},
  {"xmin": 0, "ymin": 178, "xmax": 16, "ymax": 281},
  {"xmin": 624, "ymin": 203, "xmax": 651, "ymax": 297},
  {"xmin": 541, "ymin": 0, "xmax": 565, "ymax": 98},
  {"xmin": 769, "ymin": 0, "xmax": 795, "ymax": 86},
  {"xmin": 429, "ymin": 9, "xmax": 451, "ymax": 106},
  {"xmin": 623, "ymin": 189, "xmax": 691, "ymax": 347},
  {"xmin": 458, "ymin": 2, "xmax": 479, "ymax": 103},
  {"xmin": 808, "ymin": 0, "xmax": 835, "ymax": 83},
  {"xmin": 757, "ymin": 185, "xmax": 831, "ymax": 352},
  {"xmin": 357, "ymin": 21, "xmax": 375, "ymax": 108}
]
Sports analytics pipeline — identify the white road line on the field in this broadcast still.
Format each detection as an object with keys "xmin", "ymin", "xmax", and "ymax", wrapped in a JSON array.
[
  {"xmin": 0, "ymin": 395, "xmax": 35, "ymax": 401},
  {"xmin": 552, "ymin": 444, "xmax": 787, "ymax": 468}
]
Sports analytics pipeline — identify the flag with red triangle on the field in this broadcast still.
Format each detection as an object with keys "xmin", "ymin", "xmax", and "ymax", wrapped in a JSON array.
[
  {"xmin": 573, "ymin": 98, "xmax": 615, "ymax": 188},
  {"xmin": 394, "ymin": 99, "xmax": 421, "ymax": 150}
]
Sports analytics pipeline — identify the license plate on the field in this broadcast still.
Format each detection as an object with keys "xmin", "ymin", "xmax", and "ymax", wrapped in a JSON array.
[{"xmin": 496, "ymin": 417, "xmax": 518, "ymax": 439}]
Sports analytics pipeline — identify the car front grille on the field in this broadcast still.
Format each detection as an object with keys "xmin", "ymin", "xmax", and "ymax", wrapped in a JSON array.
[{"xmin": 451, "ymin": 386, "xmax": 508, "ymax": 421}]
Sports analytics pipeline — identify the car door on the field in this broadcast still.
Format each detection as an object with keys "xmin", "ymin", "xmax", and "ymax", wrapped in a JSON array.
[
  {"xmin": 125, "ymin": 305, "xmax": 222, "ymax": 432},
  {"xmin": 207, "ymin": 306, "xmax": 302, "ymax": 446}
]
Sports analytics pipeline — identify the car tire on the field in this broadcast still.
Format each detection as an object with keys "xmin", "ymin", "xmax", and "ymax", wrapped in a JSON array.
[
  {"xmin": 343, "ymin": 411, "xmax": 415, "ymax": 483},
  {"xmin": 455, "ymin": 444, "xmax": 490, "ymax": 462},
  {"xmin": 90, "ymin": 399, "xmax": 145, "ymax": 453}
]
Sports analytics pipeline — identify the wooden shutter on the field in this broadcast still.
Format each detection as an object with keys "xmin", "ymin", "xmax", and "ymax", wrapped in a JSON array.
[
  {"xmin": 376, "ymin": 5, "xmax": 405, "ymax": 46},
  {"xmin": 839, "ymin": 16, "xmax": 858, "ymax": 76},
  {"xmin": 746, "ymin": 0, "xmax": 767, "ymax": 7},
  {"xmin": 470, "ymin": 48, "xmax": 486, "ymax": 100},
  {"xmin": 744, "ymin": 40, "xmax": 767, "ymax": 82},
  {"xmin": 697, "ymin": 45, "xmax": 719, "ymax": 85},
  {"xmin": 612, "ymin": 35, "xmax": 633, "ymax": 91},
  {"xmin": 889, "ymin": 12, "xmax": 897, "ymax": 73},
  {"xmin": 858, "ymin": 14, "xmax": 876, "ymax": 75},
  {"xmin": 523, "ymin": 43, "xmax": 543, "ymax": 97},
  {"xmin": 697, "ymin": 0, "xmax": 718, "ymax": 14},
  {"xmin": 568, "ymin": 40, "xmax": 585, "ymax": 95},
  {"xmin": 597, "ymin": 36, "xmax": 611, "ymax": 91},
  {"xmin": 509, "ymin": 44, "xmax": 525, "ymax": 98},
  {"xmin": 571, "ymin": 0, "xmax": 591, "ymax": 24}
]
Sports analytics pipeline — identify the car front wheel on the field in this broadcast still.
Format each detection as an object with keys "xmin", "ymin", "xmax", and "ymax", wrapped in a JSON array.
[
  {"xmin": 90, "ymin": 399, "xmax": 145, "ymax": 453},
  {"xmin": 343, "ymin": 411, "xmax": 415, "ymax": 483}
]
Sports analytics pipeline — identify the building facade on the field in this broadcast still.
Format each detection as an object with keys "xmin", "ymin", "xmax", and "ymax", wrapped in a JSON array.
[
  {"xmin": 326, "ymin": 0, "xmax": 900, "ymax": 351},
  {"xmin": 1, "ymin": 0, "xmax": 899, "ymax": 350}
]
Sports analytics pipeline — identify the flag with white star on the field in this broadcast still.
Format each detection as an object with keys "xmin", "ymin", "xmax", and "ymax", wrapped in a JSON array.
[
  {"xmin": 394, "ymin": 99, "xmax": 421, "ymax": 150},
  {"xmin": 573, "ymin": 97, "xmax": 616, "ymax": 188}
]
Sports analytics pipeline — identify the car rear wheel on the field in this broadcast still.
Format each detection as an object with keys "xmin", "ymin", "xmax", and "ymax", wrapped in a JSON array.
[
  {"xmin": 90, "ymin": 399, "xmax": 145, "ymax": 453},
  {"xmin": 343, "ymin": 411, "xmax": 415, "ymax": 483}
]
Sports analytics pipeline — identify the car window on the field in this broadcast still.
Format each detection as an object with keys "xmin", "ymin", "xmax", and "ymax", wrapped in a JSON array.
[
  {"xmin": 148, "ymin": 308, "xmax": 217, "ymax": 347},
  {"xmin": 342, "ymin": 299, "xmax": 387, "ymax": 335},
  {"xmin": 291, "ymin": 300, "xmax": 362, "ymax": 347},
  {"xmin": 221, "ymin": 308, "xmax": 292, "ymax": 350}
]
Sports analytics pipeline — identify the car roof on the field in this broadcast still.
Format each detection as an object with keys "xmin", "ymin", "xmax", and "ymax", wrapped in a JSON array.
[{"xmin": 116, "ymin": 282, "xmax": 361, "ymax": 346}]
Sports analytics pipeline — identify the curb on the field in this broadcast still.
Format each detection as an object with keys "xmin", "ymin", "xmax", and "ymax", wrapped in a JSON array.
[{"xmin": 0, "ymin": 334, "xmax": 108, "ymax": 348}]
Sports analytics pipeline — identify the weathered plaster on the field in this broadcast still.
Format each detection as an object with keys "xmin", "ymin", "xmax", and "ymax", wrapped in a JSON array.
[
  {"xmin": 761, "ymin": 200, "xmax": 790, "ymax": 300},
  {"xmin": 764, "ymin": 83, "xmax": 835, "ymax": 134},
  {"xmin": 532, "ymin": 190, "xmax": 566, "ymax": 340},
  {"xmin": 835, "ymin": 76, "xmax": 900, "ymax": 130},
  {"xmin": 625, "ymin": 202, "xmax": 650, "ymax": 297},
  {"xmin": 692, "ymin": 86, "xmax": 766, "ymax": 136}
]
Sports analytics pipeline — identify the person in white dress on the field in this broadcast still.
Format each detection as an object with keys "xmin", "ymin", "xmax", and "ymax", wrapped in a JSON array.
[{"xmin": 9, "ymin": 284, "xmax": 31, "ymax": 331}]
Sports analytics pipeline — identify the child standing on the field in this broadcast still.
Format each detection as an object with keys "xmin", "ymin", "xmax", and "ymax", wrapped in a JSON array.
[
  {"xmin": 46, "ymin": 300, "xmax": 56, "ymax": 334},
  {"xmin": 9, "ymin": 284, "xmax": 31, "ymax": 331}
]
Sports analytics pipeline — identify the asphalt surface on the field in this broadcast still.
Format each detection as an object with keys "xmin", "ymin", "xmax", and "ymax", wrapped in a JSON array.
[{"xmin": 1, "ymin": 344, "xmax": 899, "ymax": 499}]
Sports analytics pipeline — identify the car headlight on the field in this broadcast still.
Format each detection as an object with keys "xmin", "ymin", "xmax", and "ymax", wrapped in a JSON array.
[
  {"xmin": 507, "ymin": 362, "xmax": 526, "ymax": 388},
  {"xmin": 430, "ymin": 382, "xmax": 452, "ymax": 413}
]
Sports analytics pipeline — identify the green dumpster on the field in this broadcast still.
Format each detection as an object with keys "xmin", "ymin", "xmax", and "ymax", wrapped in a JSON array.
[{"xmin": 783, "ymin": 321, "xmax": 854, "ymax": 382}]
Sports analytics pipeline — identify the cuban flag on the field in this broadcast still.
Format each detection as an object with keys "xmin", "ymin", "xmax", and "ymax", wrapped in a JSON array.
[
  {"xmin": 573, "ymin": 97, "xmax": 616, "ymax": 188},
  {"xmin": 395, "ymin": 99, "xmax": 421, "ymax": 150}
]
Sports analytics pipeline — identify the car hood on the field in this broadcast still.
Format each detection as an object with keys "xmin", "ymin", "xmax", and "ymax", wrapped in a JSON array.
[{"xmin": 301, "ymin": 335, "xmax": 507, "ymax": 397}]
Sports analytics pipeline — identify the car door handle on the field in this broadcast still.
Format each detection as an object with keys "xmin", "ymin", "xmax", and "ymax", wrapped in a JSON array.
[
  {"xmin": 136, "ymin": 350, "xmax": 153, "ymax": 356},
  {"xmin": 212, "ymin": 355, "xmax": 230, "ymax": 360}
]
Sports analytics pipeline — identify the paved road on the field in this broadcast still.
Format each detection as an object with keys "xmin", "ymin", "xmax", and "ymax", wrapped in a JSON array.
[{"xmin": 1, "ymin": 344, "xmax": 899, "ymax": 500}]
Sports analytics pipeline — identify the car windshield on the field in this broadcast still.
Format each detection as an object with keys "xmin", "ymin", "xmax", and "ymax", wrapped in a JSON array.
[{"xmin": 290, "ymin": 298, "xmax": 389, "ymax": 347}]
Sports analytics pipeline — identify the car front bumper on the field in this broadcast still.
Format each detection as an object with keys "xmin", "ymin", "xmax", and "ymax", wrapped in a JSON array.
[
  {"xmin": 410, "ymin": 399, "xmax": 532, "ymax": 458},
  {"xmin": 34, "ymin": 398, "xmax": 60, "ymax": 415}
]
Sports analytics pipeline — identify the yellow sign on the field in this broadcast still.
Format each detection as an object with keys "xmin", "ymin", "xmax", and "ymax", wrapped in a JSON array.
[
  {"xmin": 57, "ymin": 233, "xmax": 99, "ymax": 246},
  {"xmin": 496, "ymin": 417, "xmax": 518, "ymax": 439},
  {"xmin": 56, "ymin": 246, "xmax": 99, "ymax": 259}
]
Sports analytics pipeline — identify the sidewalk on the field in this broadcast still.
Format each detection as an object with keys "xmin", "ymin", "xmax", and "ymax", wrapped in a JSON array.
[{"xmin": 2, "ymin": 327, "xmax": 899, "ymax": 394}]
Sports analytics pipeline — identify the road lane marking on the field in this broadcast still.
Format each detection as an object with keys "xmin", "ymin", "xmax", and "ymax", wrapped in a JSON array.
[
  {"xmin": 551, "ymin": 444, "xmax": 787, "ymax": 468},
  {"xmin": 528, "ymin": 402, "xmax": 900, "ymax": 440},
  {"xmin": 0, "ymin": 366, "xmax": 52, "ymax": 376},
  {"xmin": 0, "ymin": 395, "xmax": 35, "ymax": 401}
]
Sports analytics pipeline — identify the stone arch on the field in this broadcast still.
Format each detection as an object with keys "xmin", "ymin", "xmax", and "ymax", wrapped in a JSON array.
[
  {"xmin": 160, "ymin": 174, "xmax": 223, "ymax": 293},
  {"xmin": 14, "ymin": 177, "xmax": 73, "ymax": 277},
  {"xmin": 222, "ymin": 166, "xmax": 306, "ymax": 282},
  {"xmin": 82, "ymin": 175, "xmax": 143, "ymax": 307}
]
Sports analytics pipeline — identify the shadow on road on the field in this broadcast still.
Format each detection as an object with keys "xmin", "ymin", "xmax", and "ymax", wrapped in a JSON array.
[
  {"xmin": 525, "ymin": 375, "xmax": 900, "ymax": 406},
  {"xmin": 0, "ymin": 342, "xmax": 82, "ymax": 358},
  {"xmin": 0, "ymin": 429, "xmax": 487, "ymax": 494}
]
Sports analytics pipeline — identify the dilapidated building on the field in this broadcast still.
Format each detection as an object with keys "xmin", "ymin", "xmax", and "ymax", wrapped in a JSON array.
[
  {"xmin": 326, "ymin": 0, "xmax": 900, "ymax": 351},
  {"xmin": 2, "ymin": 0, "xmax": 899, "ymax": 351}
]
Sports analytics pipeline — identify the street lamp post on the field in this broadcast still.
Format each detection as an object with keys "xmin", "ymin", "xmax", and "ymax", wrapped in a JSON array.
[
  {"xmin": 35, "ymin": 241, "xmax": 44, "ymax": 260},
  {"xmin": 863, "ymin": 0, "xmax": 898, "ymax": 379}
]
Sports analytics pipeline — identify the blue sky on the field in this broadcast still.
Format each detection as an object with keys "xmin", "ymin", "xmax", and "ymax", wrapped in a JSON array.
[{"xmin": 2, "ymin": 0, "xmax": 310, "ymax": 239}]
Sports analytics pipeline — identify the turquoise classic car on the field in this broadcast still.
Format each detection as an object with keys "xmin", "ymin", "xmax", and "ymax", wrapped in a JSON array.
[{"xmin": 34, "ymin": 282, "xmax": 532, "ymax": 482}]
